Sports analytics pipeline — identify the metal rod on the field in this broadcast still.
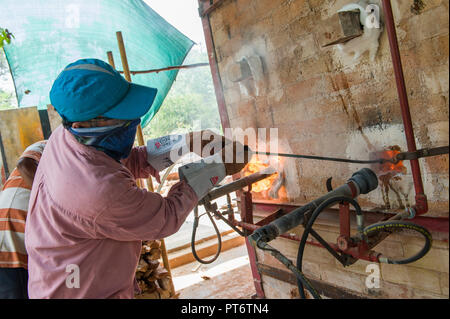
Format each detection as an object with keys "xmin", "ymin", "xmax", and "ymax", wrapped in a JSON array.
[
  {"xmin": 199, "ymin": 169, "xmax": 276, "ymax": 203},
  {"xmin": 199, "ymin": 1, "xmax": 230, "ymax": 130},
  {"xmin": 240, "ymin": 190, "xmax": 265, "ymax": 298},
  {"xmin": 381, "ymin": 0, "xmax": 427, "ymax": 215},
  {"xmin": 199, "ymin": 0, "xmax": 226, "ymax": 17},
  {"xmin": 118, "ymin": 62, "xmax": 209, "ymax": 75},
  {"xmin": 252, "ymin": 201, "xmax": 449, "ymax": 235},
  {"xmin": 255, "ymin": 151, "xmax": 385, "ymax": 164}
]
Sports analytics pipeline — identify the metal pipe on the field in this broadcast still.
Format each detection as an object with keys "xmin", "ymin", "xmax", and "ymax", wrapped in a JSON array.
[
  {"xmin": 199, "ymin": 169, "xmax": 275, "ymax": 204},
  {"xmin": 240, "ymin": 190, "xmax": 265, "ymax": 298},
  {"xmin": 199, "ymin": 0, "xmax": 231, "ymax": 130},
  {"xmin": 381, "ymin": 0, "xmax": 428, "ymax": 215},
  {"xmin": 235, "ymin": 218, "xmax": 382, "ymax": 263},
  {"xmin": 117, "ymin": 62, "xmax": 209, "ymax": 75},
  {"xmin": 249, "ymin": 168, "xmax": 379, "ymax": 244},
  {"xmin": 199, "ymin": 0, "xmax": 226, "ymax": 17},
  {"xmin": 251, "ymin": 202, "xmax": 449, "ymax": 235}
]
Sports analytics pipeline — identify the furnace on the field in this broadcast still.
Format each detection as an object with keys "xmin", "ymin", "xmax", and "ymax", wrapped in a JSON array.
[{"xmin": 198, "ymin": 0, "xmax": 449, "ymax": 299}]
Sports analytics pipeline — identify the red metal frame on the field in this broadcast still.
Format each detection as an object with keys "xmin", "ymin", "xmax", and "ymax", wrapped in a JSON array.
[
  {"xmin": 381, "ymin": 0, "xmax": 428, "ymax": 215},
  {"xmin": 337, "ymin": 203, "xmax": 351, "ymax": 251},
  {"xmin": 199, "ymin": 0, "xmax": 230, "ymax": 130},
  {"xmin": 239, "ymin": 190, "xmax": 265, "ymax": 298}
]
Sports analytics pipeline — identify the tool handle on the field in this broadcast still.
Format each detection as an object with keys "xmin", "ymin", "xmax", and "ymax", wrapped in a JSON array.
[{"xmin": 396, "ymin": 145, "xmax": 449, "ymax": 162}]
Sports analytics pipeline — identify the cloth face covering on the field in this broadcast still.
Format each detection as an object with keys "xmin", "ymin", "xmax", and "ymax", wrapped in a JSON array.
[{"xmin": 69, "ymin": 119, "xmax": 141, "ymax": 161}]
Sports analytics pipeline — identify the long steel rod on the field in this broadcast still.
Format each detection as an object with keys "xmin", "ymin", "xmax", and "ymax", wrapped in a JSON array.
[
  {"xmin": 200, "ymin": 169, "xmax": 276, "ymax": 203},
  {"xmin": 255, "ymin": 151, "xmax": 385, "ymax": 164}
]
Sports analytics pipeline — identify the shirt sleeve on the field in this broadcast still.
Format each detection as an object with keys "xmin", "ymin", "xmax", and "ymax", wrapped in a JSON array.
[
  {"xmin": 20, "ymin": 140, "xmax": 47, "ymax": 162},
  {"xmin": 93, "ymin": 179, "xmax": 198, "ymax": 241},
  {"xmin": 121, "ymin": 146, "xmax": 161, "ymax": 183}
]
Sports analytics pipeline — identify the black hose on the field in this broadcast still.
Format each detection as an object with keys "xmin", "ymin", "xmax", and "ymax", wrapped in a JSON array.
[
  {"xmin": 256, "ymin": 239, "xmax": 321, "ymax": 299},
  {"xmin": 363, "ymin": 220, "xmax": 432, "ymax": 264},
  {"xmin": 191, "ymin": 206, "xmax": 222, "ymax": 264},
  {"xmin": 297, "ymin": 196, "xmax": 362, "ymax": 299}
]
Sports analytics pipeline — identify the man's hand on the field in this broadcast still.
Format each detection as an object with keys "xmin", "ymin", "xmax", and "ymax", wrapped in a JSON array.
[
  {"xmin": 186, "ymin": 130, "xmax": 230, "ymax": 157},
  {"xmin": 221, "ymin": 144, "xmax": 253, "ymax": 176},
  {"xmin": 186, "ymin": 130, "xmax": 253, "ymax": 176},
  {"xmin": 17, "ymin": 157, "xmax": 39, "ymax": 188},
  {"xmin": 186, "ymin": 130, "xmax": 252, "ymax": 175}
]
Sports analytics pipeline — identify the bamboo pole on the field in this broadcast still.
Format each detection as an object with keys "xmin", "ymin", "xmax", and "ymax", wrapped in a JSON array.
[
  {"xmin": 107, "ymin": 51, "xmax": 116, "ymax": 69},
  {"xmin": 107, "ymin": 50, "xmax": 144, "ymax": 188},
  {"xmin": 114, "ymin": 31, "xmax": 176, "ymax": 298},
  {"xmin": 115, "ymin": 32, "xmax": 154, "ymax": 192}
]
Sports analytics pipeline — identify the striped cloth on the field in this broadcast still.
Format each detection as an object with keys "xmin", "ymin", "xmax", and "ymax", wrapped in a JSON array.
[{"xmin": 0, "ymin": 141, "xmax": 46, "ymax": 269}]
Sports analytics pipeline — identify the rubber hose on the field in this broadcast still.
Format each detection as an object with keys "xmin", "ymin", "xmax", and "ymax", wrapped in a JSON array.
[
  {"xmin": 363, "ymin": 220, "xmax": 432, "ymax": 264},
  {"xmin": 297, "ymin": 196, "xmax": 362, "ymax": 299},
  {"xmin": 191, "ymin": 206, "xmax": 222, "ymax": 264}
]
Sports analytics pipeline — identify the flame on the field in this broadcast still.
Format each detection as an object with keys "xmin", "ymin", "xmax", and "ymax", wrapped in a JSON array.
[
  {"xmin": 243, "ymin": 156, "xmax": 278, "ymax": 192},
  {"xmin": 379, "ymin": 148, "xmax": 406, "ymax": 175}
]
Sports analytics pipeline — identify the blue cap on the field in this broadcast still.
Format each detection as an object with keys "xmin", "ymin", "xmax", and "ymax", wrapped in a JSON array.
[{"xmin": 50, "ymin": 58, "xmax": 157, "ymax": 122}]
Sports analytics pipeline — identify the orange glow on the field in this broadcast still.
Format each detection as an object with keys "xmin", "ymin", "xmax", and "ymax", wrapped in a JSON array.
[
  {"xmin": 243, "ymin": 156, "xmax": 278, "ymax": 192},
  {"xmin": 379, "ymin": 149, "xmax": 406, "ymax": 175}
]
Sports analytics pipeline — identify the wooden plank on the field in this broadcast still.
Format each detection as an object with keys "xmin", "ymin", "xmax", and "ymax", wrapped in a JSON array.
[
  {"xmin": 168, "ymin": 234, "xmax": 245, "ymax": 269},
  {"xmin": 167, "ymin": 229, "xmax": 235, "ymax": 254},
  {"xmin": 257, "ymin": 263, "xmax": 367, "ymax": 299},
  {"xmin": 0, "ymin": 107, "xmax": 44, "ymax": 177}
]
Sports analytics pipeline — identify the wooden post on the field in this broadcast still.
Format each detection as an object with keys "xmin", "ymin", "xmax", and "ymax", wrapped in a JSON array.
[
  {"xmin": 107, "ymin": 51, "xmax": 116, "ymax": 69},
  {"xmin": 106, "ymin": 50, "xmax": 143, "ymax": 188},
  {"xmin": 113, "ymin": 32, "xmax": 176, "ymax": 298},
  {"xmin": 115, "ymin": 32, "xmax": 154, "ymax": 192}
]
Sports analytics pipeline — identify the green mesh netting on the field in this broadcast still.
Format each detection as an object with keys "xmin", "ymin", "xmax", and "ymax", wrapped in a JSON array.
[{"xmin": 0, "ymin": 0, "xmax": 194, "ymax": 127}]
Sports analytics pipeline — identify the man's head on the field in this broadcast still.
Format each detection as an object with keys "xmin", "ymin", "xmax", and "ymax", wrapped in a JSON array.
[
  {"xmin": 50, "ymin": 58, "xmax": 157, "ymax": 123},
  {"xmin": 50, "ymin": 59, "xmax": 157, "ymax": 160}
]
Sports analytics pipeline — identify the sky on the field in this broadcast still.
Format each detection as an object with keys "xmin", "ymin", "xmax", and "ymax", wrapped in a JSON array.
[{"xmin": 144, "ymin": 0, "xmax": 206, "ymax": 50}]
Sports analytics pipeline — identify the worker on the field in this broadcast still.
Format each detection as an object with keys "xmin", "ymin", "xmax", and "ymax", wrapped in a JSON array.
[
  {"xmin": 24, "ymin": 58, "xmax": 251, "ymax": 298},
  {"xmin": 0, "ymin": 140, "xmax": 46, "ymax": 298}
]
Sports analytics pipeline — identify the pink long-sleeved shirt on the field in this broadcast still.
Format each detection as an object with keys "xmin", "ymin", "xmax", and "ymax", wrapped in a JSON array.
[{"xmin": 24, "ymin": 126, "xmax": 198, "ymax": 298}]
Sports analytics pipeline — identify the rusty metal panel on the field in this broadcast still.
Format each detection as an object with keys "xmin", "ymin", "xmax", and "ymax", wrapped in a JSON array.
[{"xmin": 0, "ymin": 107, "xmax": 44, "ymax": 177}]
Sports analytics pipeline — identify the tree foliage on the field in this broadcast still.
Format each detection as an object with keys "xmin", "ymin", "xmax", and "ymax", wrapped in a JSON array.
[
  {"xmin": 0, "ymin": 28, "xmax": 14, "ymax": 49},
  {"xmin": 0, "ymin": 48, "xmax": 16, "ymax": 110},
  {"xmin": 143, "ymin": 47, "xmax": 222, "ymax": 139}
]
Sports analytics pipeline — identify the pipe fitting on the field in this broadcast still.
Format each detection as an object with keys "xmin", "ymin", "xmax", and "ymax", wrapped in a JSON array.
[
  {"xmin": 406, "ymin": 207, "xmax": 416, "ymax": 219},
  {"xmin": 249, "ymin": 168, "xmax": 379, "ymax": 245},
  {"xmin": 349, "ymin": 168, "xmax": 379, "ymax": 195},
  {"xmin": 414, "ymin": 193, "xmax": 428, "ymax": 215}
]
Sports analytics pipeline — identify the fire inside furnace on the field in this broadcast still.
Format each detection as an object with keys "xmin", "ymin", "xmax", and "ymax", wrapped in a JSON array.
[
  {"xmin": 377, "ymin": 146, "xmax": 407, "ymax": 175},
  {"xmin": 243, "ymin": 156, "xmax": 279, "ymax": 192}
]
